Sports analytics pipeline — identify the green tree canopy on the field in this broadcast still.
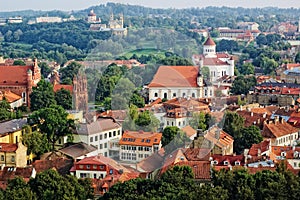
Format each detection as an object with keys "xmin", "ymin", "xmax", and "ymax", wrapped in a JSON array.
[
  {"xmin": 30, "ymin": 79, "xmax": 56, "ymax": 111},
  {"xmin": 59, "ymin": 61, "xmax": 82, "ymax": 84},
  {"xmin": 28, "ymin": 105, "xmax": 75, "ymax": 150},
  {"xmin": 55, "ymin": 88, "xmax": 72, "ymax": 110},
  {"xmin": 230, "ymin": 75, "xmax": 256, "ymax": 95},
  {"xmin": 0, "ymin": 99, "xmax": 13, "ymax": 121},
  {"xmin": 13, "ymin": 60, "xmax": 26, "ymax": 66},
  {"xmin": 39, "ymin": 62, "xmax": 51, "ymax": 79}
]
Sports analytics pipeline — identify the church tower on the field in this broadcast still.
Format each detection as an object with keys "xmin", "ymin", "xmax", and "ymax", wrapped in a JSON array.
[{"xmin": 203, "ymin": 37, "xmax": 217, "ymax": 58}]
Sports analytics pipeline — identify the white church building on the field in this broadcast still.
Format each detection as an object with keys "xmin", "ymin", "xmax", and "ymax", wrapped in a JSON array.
[
  {"xmin": 192, "ymin": 37, "xmax": 235, "ymax": 82},
  {"xmin": 147, "ymin": 37, "xmax": 235, "ymax": 101}
]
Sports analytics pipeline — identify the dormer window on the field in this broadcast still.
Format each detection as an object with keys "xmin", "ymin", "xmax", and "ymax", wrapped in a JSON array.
[
  {"xmin": 223, "ymin": 161, "xmax": 229, "ymax": 165},
  {"xmin": 213, "ymin": 160, "xmax": 218, "ymax": 165},
  {"xmin": 235, "ymin": 161, "xmax": 240, "ymax": 166},
  {"xmin": 281, "ymin": 152, "xmax": 286, "ymax": 157}
]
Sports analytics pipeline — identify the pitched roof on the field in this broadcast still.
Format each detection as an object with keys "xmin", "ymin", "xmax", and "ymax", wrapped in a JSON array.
[
  {"xmin": 248, "ymin": 140, "xmax": 271, "ymax": 156},
  {"xmin": 148, "ymin": 66, "xmax": 199, "ymax": 88},
  {"xmin": 204, "ymin": 126, "xmax": 234, "ymax": 148},
  {"xmin": 262, "ymin": 119, "xmax": 299, "ymax": 138},
  {"xmin": 0, "ymin": 119, "xmax": 27, "ymax": 135},
  {"xmin": 53, "ymin": 84, "xmax": 73, "ymax": 94},
  {"xmin": 175, "ymin": 161, "xmax": 211, "ymax": 180},
  {"xmin": 0, "ymin": 143, "xmax": 18, "ymax": 152},
  {"xmin": 163, "ymin": 97, "xmax": 210, "ymax": 112},
  {"xmin": 76, "ymin": 155, "xmax": 129, "ymax": 172},
  {"xmin": 203, "ymin": 37, "xmax": 216, "ymax": 46},
  {"xmin": 181, "ymin": 126, "xmax": 197, "ymax": 138},
  {"xmin": 32, "ymin": 157, "xmax": 73, "ymax": 175},
  {"xmin": 0, "ymin": 91, "xmax": 22, "ymax": 103},
  {"xmin": 137, "ymin": 151, "xmax": 164, "ymax": 172},
  {"xmin": 119, "ymin": 131, "xmax": 162, "ymax": 147},
  {"xmin": 76, "ymin": 118, "xmax": 121, "ymax": 135},
  {"xmin": 271, "ymin": 146, "xmax": 300, "ymax": 159},
  {"xmin": 212, "ymin": 154, "xmax": 245, "ymax": 166},
  {"xmin": 59, "ymin": 142, "xmax": 98, "ymax": 159},
  {"xmin": 0, "ymin": 65, "xmax": 33, "ymax": 85},
  {"xmin": 203, "ymin": 57, "xmax": 230, "ymax": 66}
]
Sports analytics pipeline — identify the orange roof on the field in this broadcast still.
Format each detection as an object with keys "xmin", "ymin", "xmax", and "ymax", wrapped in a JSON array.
[
  {"xmin": 53, "ymin": 84, "xmax": 73, "ymax": 94},
  {"xmin": 119, "ymin": 130, "xmax": 162, "ymax": 147},
  {"xmin": 0, "ymin": 65, "xmax": 34, "ymax": 85},
  {"xmin": 248, "ymin": 140, "xmax": 271, "ymax": 156},
  {"xmin": 204, "ymin": 126, "xmax": 234, "ymax": 148},
  {"xmin": 174, "ymin": 161, "xmax": 211, "ymax": 180},
  {"xmin": 203, "ymin": 37, "xmax": 216, "ymax": 46},
  {"xmin": 0, "ymin": 143, "xmax": 18, "ymax": 152},
  {"xmin": 0, "ymin": 91, "xmax": 22, "ymax": 103},
  {"xmin": 262, "ymin": 119, "xmax": 299, "ymax": 138},
  {"xmin": 271, "ymin": 146, "xmax": 300, "ymax": 159},
  {"xmin": 181, "ymin": 126, "xmax": 196, "ymax": 138},
  {"xmin": 148, "ymin": 66, "xmax": 199, "ymax": 88},
  {"xmin": 203, "ymin": 57, "xmax": 230, "ymax": 66},
  {"xmin": 163, "ymin": 97, "xmax": 210, "ymax": 112}
]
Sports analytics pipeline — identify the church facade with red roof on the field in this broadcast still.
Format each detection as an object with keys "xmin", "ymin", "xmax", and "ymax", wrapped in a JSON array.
[{"xmin": 0, "ymin": 59, "xmax": 41, "ymax": 107}]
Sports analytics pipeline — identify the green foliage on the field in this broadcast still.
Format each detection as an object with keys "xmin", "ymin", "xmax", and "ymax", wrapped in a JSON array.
[
  {"xmin": 129, "ymin": 92, "xmax": 145, "ymax": 108},
  {"xmin": 231, "ymin": 76, "xmax": 256, "ymax": 95},
  {"xmin": 28, "ymin": 105, "xmax": 75, "ymax": 150},
  {"xmin": 5, "ymin": 177, "xmax": 36, "ymax": 200},
  {"xmin": 39, "ymin": 62, "xmax": 51, "ymax": 79},
  {"xmin": 59, "ymin": 61, "xmax": 82, "ymax": 84},
  {"xmin": 13, "ymin": 59, "xmax": 26, "ymax": 66},
  {"xmin": 55, "ymin": 88, "xmax": 72, "ymax": 110},
  {"xmin": 0, "ymin": 99, "xmax": 13, "ymax": 121},
  {"xmin": 122, "ymin": 105, "xmax": 160, "ymax": 132},
  {"xmin": 239, "ymin": 63, "xmax": 255, "ymax": 75},
  {"xmin": 30, "ymin": 79, "xmax": 56, "ymax": 111},
  {"xmin": 22, "ymin": 131, "xmax": 50, "ymax": 157},
  {"xmin": 216, "ymin": 39, "xmax": 239, "ymax": 52},
  {"xmin": 261, "ymin": 57, "xmax": 279, "ymax": 75},
  {"xmin": 295, "ymin": 52, "xmax": 300, "ymax": 63},
  {"xmin": 189, "ymin": 112, "xmax": 209, "ymax": 130},
  {"xmin": 162, "ymin": 126, "xmax": 191, "ymax": 154}
]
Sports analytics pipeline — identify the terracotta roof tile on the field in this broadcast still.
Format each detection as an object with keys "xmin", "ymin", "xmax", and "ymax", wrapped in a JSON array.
[
  {"xmin": 175, "ymin": 161, "xmax": 211, "ymax": 180},
  {"xmin": 148, "ymin": 66, "xmax": 199, "ymax": 87},
  {"xmin": 76, "ymin": 118, "xmax": 121, "ymax": 135},
  {"xmin": 0, "ymin": 143, "xmax": 18, "ymax": 152},
  {"xmin": 203, "ymin": 37, "xmax": 216, "ymax": 46},
  {"xmin": 262, "ymin": 119, "xmax": 299, "ymax": 138},
  {"xmin": 203, "ymin": 58, "xmax": 230, "ymax": 66},
  {"xmin": 248, "ymin": 140, "xmax": 271, "ymax": 156},
  {"xmin": 53, "ymin": 84, "xmax": 73, "ymax": 94},
  {"xmin": 119, "ymin": 131, "xmax": 162, "ymax": 147},
  {"xmin": 204, "ymin": 126, "xmax": 234, "ymax": 148},
  {"xmin": 59, "ymin": 142, "xmax": 98, "ymax": 159},
  {"xmin": 0, "ymin": 65, "xmax": 33, "ymax": 85},
  {"xmin": 181, "ymin": 126, "xmax": 197, "ymax": 138},
  {"xmin": 0, "ymin": 91, "xmax": 22, "ymax": 103}
]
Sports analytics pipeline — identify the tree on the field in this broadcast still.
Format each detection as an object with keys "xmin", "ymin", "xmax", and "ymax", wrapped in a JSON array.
[
  {"xmin": 239, "ymin": 63, "xmax": 255, "ymax": 75},
  {"xmin": 111, "ymin": 78, "xmax": 135, "ymax": 110},
  {"xmin": 55, "ymin": 88, "xmax": 72, "ymax": 110},
  {"xmin": 29, "ymin": 170, "xmax": 75, "ymax": 200},
  {"xmin": 239, "ymin": 125, "xmax": 263, "ymax": 151},
  {"xmin": 295, "ymin": 52, "xmax": 300, "ymax": 63},
  {"xmin": 231, "ymin": 76, "xmax": 256, "ymax": 95},
  {"xmin": 28, "ymin": 105, "xmax": 75, "ymax": 150},
  {"xmin": 30, "ymin": 79, "xmax": 56, "ymax": 111},
  {"xmin": 129, "ymin": 92, "xmax": 145, "ymax": 108},
  {"xmin": 95, "ymin": 75, "xmax": 115, "ymax": 103},
  {"xmin": 162, "ymin": 126, "xmax": 182, "ymax": 147},
  {"xmin": 5, "ymin": 177, "xmax": 36, "ymax": 200},
  {"xmin": 39, "ymin": 62, "xmax": 51, "ymax": 79},
  {"xmin": 162, "ymin": 126, "xmax": 191, "ymax": 154},
  {"xmin": 59, "ymin": 61, "xmax": 82, "ymax": 84},
  {"xmin": 13, "ymin": 60, "xmax": 26, "ymax": 66},
  {"xmin": 189, "ymin": 112, "xmax": 207, "ymax": 131},
  {"xmin": 261, "ymin": 57, "xmax": 278, "ymax": 75},
  {"xmin": 0, "ymin": 99, "xmax": 13, "ymax": 121},
  {"xmin": 22, "ymin": 129, "xmax": 50, "ymax": 157}
]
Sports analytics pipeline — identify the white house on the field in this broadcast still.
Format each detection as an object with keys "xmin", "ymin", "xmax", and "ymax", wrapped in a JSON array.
[{"xmin": 74, "ymin": 117, "xmax": 122, "ymax": 158}]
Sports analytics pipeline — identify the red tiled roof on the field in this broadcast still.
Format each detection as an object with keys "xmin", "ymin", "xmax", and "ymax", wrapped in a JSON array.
[
  {"xmin": 181, "ymin": 126, "xmax": 196, "ymax": 138},
  {"xmin": 248, "ymin": 140, "xmax": 271, "ymax": 156},
  {"xmin": 119, "ymin": 130, "xmax": 162, "ymax": 147},
  {"xmin": 53, "ymin": 84, "xmax": 73, "ymax": 94},
  {"xmin": 203, "ymin": 37, "xmax": 216, "ymax": 46},
  {"xmin": 148, "ymin": 66, "xmax": 199, "ymax": 88},
  {"xmin": 237, "ymin": 110, "xmax": 270, "ymax": 129},
  {"xmin": 212, "ymin": 154, "xmax": 245, "ymax": 166},
  {"xmin": 0, "ymin": 143, "xmax": 18, "ymax": 152},
  {"xmin": 204, "ymin": 126, "xmax": 234, "ymax": 148},
  {"xmin": 175, "ymin": 161, "xmax": 211, "ymax": 180},
  {"xmin": 281, "ymin": 88, "xmax": 300, "ymax": 95},
  {"xmin": 262, "ymin": 119, "xmax": 299, "ymax": 138},
  {"xmin": 0, "ymin": 91, "xmax": 22, "ymax": 103},
  {"xmin": 203, "ymin": 58, "xmax": 230, "ymax": 66},
  {"xmin": 163, "ymin": 97, "xmax": 210, "ymax": 112},
  {"xmin": 0, "ymin": 65, "xmax": 34, "ymax": 86},
  {"xmin": 271, "ymin": 146, "xmax": 300, "ymax": 159}
]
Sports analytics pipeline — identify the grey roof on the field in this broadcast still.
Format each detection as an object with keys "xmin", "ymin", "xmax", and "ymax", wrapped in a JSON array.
[
  {"xmin": 0, "ymin": 119, "xmax": 28, "ymax": 135},
  {"xmin": 59, "ymin": 142, "xmax": 97, "ymax": 159},
  {"xmin": 76, "ymin": 118, "xmax": 121, "ymax": 135}
]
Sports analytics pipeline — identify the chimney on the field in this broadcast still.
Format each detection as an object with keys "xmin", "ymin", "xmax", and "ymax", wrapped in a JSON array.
[
  {"xmin": 263, "ymin": 112, "xmax": 267, "ymax": 118},
  {"xmin": 257, "ymin": 148, "xmax": 261, "ymax": 157},
  {"xmin": 279, "ymin": 116, "xmax": 284, "ymax": 123},
  {"xmin": 274, "ymin": 116, "xmax": 279, "ymax": 123},
  {"xmin": 251, "ymin": 112, "xmax": 253, "ymax": 117}
]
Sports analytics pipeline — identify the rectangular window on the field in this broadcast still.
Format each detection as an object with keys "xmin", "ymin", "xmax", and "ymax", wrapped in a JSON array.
[
  {"xmin": 118, "ymin": 130, "xmax": 121, "ymax": 135},
  {"xmin": 138, "ymin": 154, "xmax": 143, "ymax": 158},
  {"xmin": 93, "ymin": 165, "xmax": 97, "ymax": 169},
  {"xmin": 109, "ymin": 132, "xmax": 112, "ymax": 138},
  {"xmin": 0, "ymin": 155, "xmax": 4, "ymax": 161},
  {"xmin": 100, "ymin": 135, "xmax": 103, "ymax": 140},
  {"xmin": 104, "ymin": 133, "xmax": 107, "ymax": 139},
  {"xmin": 87, "ymin": 165, "xmax": 90, "ymax": 169},
  {"xmin": 90, "ymin": 137, "xmax": 93, "ymax": 143},
  {"xmin": 104, "ymin": 143, "xmax": 107, "ymax": 148},
  {"xmin": 100, "ymin": 144, "xmax": 103, "ymax": 149},
  {"xmin": 113, "ymin": 131, "xmax": 116, "ymax": 137},
  {"xmin": 11, "ymin": 156, "xmax": 15, "ymax": 162},
  {"xmin": 95, "ymin": 135, "xmax": 98, "ymax": 141},
  {"xmin": 132, "ymin": 146, "xmax": 136, "ymax": 151}
]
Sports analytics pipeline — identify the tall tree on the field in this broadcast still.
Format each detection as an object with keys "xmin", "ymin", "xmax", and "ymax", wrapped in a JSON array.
[
  {"xmin": 55, "ymin": 88, "xmax": 72, "ymax": 110},
  {"xmin": 39, "ymin": 62, "xmax": 51, "ymax": 79},
  {"xmin": 0, "ymin": 99, "xmax": 13, "ymax": 121},
  {"xmin": 30, "ymin": 79, "xmax": 56, "ymax": 111},
  {"xmin": 59, "ymin": 61, "xmax": 82, "ymax": 84},
  {"xmin": 22, "ymin": 129, "xmax": 50, "ymax": 157},
  {"xmin": 28, "ymin": 105, "xmax": 75, "ymax": 150},
  {"xmin": 189, "ymin": 112, "xmax": 207, "ymax": 130},
  {"xmin": 5, "ymin": 177, "xmax": 36, "ymax": 200}
]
